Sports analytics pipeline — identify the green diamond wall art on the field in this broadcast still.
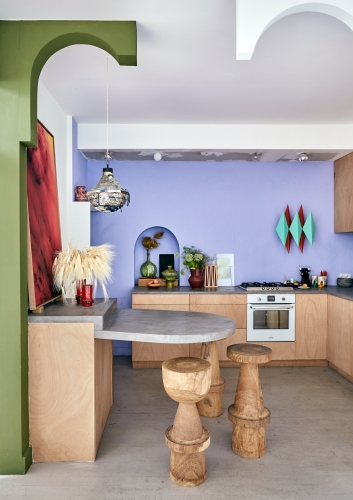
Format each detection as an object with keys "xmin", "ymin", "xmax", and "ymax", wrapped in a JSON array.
[
  {"xmin": 303, "ymin": 211, "xmax": 316, "ymax": 245},
  {"xmin": 276, "ymin": 207, "xmax": 315, "ymax": 253}
]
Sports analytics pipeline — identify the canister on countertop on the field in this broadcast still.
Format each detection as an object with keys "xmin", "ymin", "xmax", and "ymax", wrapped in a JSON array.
[{"xmin": 320, "ymin": 270, "xmax": 327, "ymax": 286}]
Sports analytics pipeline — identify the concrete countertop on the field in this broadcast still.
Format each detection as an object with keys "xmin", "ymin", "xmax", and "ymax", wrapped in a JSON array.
[
  {"xmin": 28, "ymin": 298, "xmax": 117, "ymax": 330},
  {"xmin": 95, "ymin": 308, "xmax": 235, "ymax": 343},
  {"xmin": 132, "ymin": 285, "xmax": 353, "ymax": 300}
]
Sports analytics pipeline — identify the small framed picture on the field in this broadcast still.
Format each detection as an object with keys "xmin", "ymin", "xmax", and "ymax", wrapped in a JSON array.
[{"xmin": 216, "ymin": 254, "xmax": 235, "ymax": 286}]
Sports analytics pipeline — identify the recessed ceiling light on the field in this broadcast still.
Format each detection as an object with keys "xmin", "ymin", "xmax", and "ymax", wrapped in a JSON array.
[
  {"xmin": 298, "ymin": 152, "xmax": 309, "ymax": 162},
  {"xmin": 154, "ymin": 152, "xmax": 162, "ymax": 161}
]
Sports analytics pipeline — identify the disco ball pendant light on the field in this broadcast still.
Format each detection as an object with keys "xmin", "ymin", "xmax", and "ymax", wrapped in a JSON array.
[{"xmin": 87, "ymin": 58, "xmax": 130, "ymax": 213}]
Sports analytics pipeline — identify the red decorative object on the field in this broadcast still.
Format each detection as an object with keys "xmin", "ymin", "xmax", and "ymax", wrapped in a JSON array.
[
  {"xmin": 284, "ymin": 205, "xmax": 292, "ymax": 254},
  {"xmin": 76, "ymin": 279, "xmax": 86, "ymax": 304},
  {"xmin": 82, "ymin": 284, "xmax": 94, "ymax": 307},
  {"xmin": 75, "ymin": 186, "xmax": 87, "ymax": 201},
  {"xmin": 188, "ymin": 269, "xmax": 204, "ymax": 288},
  {"xmin": 298, "ymin": 205, "xmax": 305, "ymax": 253},
  {"xmin": 27, "ymin": 121, "xmax": 62, "ymax": 310}
]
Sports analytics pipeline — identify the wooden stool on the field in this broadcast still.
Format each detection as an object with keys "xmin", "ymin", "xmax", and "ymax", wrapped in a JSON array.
[
  {"xmin": 162, "ymin": 357, "xmax": 212, "ymax": 487},
  {"xmin": 197, "ymin": 341, "xmax": 225, "ymax": 417},
  {"xmin": 227, "ymin": 344, "xmax": 272, "ymax": 459}
]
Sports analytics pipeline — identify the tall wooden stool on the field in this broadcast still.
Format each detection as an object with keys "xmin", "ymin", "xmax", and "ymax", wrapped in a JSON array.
[
  {"xmin": 162, "ymin": 357, "xmax": 211, "ymax": 487},
  {"xmin": 227, "ymin": 344, "xmax": 272, "ymax": 459},
  {"xmin": 197, "ymin": 341, "xmax": 225, "ymax": 417}
]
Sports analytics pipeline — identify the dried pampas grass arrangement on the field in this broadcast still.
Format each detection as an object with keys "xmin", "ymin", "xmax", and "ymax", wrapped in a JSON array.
[{"xmin": 52, "ymin": 243, "xmax": 114, "ymax": 303}]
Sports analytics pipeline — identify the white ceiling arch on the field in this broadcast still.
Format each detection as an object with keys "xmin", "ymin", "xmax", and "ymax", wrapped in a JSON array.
[{"xmin": 237, "ymin": 0, "xmax": 353, "ymax": 59}]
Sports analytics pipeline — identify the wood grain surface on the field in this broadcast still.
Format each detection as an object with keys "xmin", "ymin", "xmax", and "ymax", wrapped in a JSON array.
[
  {"xmin": 334, "ymin": 152, "xmax": 353, "ymax": 232},
  {"xmin": 132, "ymin": 294, "xmax": 189, "ymax": 305},
  {"xmin": 94, "ymin": 339, "xmax": 113, "ymax": 452},
  {"xmin": 295, "ymin": 294, "xmax": 327, "ymax": 359},
  {"xmin": 29, "ymin": 323, "xmax": 96, "ymax": 462},
  {"xmin": 29, "ymin": 323, "xmax": 113, "ymax": 462},
  {"xmin": 163, "ymin": 357, "xmax": 211, "ymax": 487},
  {"xmin": 196, "ymin": 341, "xmax": 225, "ymax": 417},
  {"xmin": 132, "ymin": 302, "xmax": 190, "ymax": 362},
  {"xmin": 189, "ymin": 294, "xmax": 246, "ymax": 305},
  {"xmin": 327, "ymin": 296, "xmax": 353, "ymax": 376},
  {"xmin": 189, "ymin": 304, "xmax": 246, "ymax": 327}
]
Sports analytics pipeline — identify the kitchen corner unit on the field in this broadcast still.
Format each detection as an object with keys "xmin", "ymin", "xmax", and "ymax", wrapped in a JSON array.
[{"xmin": 28, "ymin": 299, "xmax": 117, "ymax": 462}]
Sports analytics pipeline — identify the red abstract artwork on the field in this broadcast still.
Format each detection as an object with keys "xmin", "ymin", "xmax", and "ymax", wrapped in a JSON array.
[{"xmin": 27, "ymin": 121, "xmax": 62, "ymax": 310}]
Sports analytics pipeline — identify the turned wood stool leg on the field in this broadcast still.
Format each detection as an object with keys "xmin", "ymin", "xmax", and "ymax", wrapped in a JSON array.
[
  {"xmin": 162, "ymin": 357, "xmax": 211, "ymax": 487},
  {"xmin": 227, "ymin": 344, "xmax": 272, "ymax": 459},
  {"xmin": 197, "ymin": 341, "xmax": 225, "ymax": 417}
]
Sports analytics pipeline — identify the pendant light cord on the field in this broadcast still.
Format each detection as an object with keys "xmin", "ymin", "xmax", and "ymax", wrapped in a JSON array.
[{"xmin": 106, "ymin": 56, "xmax": 109, "ymax": 159}]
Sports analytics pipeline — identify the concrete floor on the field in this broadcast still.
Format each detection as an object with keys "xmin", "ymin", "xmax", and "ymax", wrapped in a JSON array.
[{"xmin": 1, "ymin": 357, "xmax": 353, "ymax": 500}]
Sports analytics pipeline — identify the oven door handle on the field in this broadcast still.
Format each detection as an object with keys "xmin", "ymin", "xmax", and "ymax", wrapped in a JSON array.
[{"xmin": 249, "ymin": 305, "xmax": 294, "ymax": 310}]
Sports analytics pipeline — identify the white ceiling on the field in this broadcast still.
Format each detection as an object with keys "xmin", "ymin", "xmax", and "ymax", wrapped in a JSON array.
[{"xmin": 2, "ymin": 1, "xmax": 353, "ymax": 159}]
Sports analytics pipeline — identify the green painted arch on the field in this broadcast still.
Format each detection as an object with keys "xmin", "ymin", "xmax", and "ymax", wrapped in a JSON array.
[{"xmin": 0, "ymin": 20, "xmax": 137, "ymax": 475}]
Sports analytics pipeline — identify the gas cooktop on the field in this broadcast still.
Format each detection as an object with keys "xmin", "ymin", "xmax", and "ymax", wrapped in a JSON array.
[{"xmin": 239, "ymin": 282, "xmax": 294, "ymax": 291}]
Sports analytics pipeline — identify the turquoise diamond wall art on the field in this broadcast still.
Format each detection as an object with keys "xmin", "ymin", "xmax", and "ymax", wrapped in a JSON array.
[{"xmin": 276, "ymin": 207, "xmax": 315, "ymax": 253}]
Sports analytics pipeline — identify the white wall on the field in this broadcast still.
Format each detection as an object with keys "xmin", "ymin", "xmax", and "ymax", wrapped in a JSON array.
[
  {"xmin": 37, "ymin": 80, "xmax": 90, "ymax": 249},
  {"xmin": 78, "ymin": 123, "xmax": 353, "ymax": 152}
]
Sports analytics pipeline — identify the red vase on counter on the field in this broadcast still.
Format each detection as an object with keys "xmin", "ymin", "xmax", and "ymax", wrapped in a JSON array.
[
  {"xmin": 76, "ymin": 279, "xmax": 86, "ymax": 304},
  {"xmin": 189, "ymin": 269, "xmax": 204, "ymax": 288},
  {"xmin": 82, "ymin": 284, "xmax": 94, "ymax": 307}
]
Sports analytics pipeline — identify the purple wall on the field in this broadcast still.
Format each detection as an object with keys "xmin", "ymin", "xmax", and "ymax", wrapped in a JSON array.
[
  {"xmin": 72, "ymin": 118, "xmax": 88, "ymax": 200},
  {"xmin": 87, "ymin": 160, "xmax": 353, "ymax": 354}
]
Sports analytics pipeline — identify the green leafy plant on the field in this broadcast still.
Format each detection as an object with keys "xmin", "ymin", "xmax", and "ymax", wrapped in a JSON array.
[{"xmin": 180, "ymin": 246, "xmax": 210, "ymax": 275}]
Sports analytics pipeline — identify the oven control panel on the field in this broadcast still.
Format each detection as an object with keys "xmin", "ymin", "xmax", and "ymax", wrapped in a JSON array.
[{"xmin": 248, "ymin": 294, "xmax": 296, "ymax": 304}]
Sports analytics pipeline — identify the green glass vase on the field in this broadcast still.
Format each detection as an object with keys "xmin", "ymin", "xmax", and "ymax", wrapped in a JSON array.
[
  {"xmin": 161, "ymin": 265, "xmax": 178, "ymax": 289},
  {"xmin": 140, "ymin": 251, "xmax": 157, "ymax": 278}
]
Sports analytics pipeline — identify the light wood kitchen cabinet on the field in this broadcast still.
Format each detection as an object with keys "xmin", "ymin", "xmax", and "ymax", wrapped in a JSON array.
[
  {"xmin": 132, "ymin": 294, "xmax": 190, "ymax": 367},
  {"xmin": 28, "ymin": 323, "xmax": 113, "ymax": 462},
  {"xmin": 251, "ymin": 341, "xmax": 296, "ymax": 361},
  {"xmin": 295, "ymin": 294, "xmax": 327, "ymax": 360},
  {"xmin": 327, "ymin": 296, "xmax": 353, "ymax": 378},
  {"xmin": 334, "ymin": 152, "xmax": 353, "ymax": 233},
  {"xmin": 189, "ymin": 294, "xmax": 246, "ymax": 360}
]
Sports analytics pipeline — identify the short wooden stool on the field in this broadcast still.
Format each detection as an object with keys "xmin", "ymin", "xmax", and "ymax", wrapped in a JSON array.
[
  {"xmin": 227, "ymin": 344, "xmax": 272, "ymax": 459},
  {"xmin": 197, "ymin": 341, "xmax": 226, "ymax": 418},
  {"xmin": 162, "ymin": 357, "xmax": 212, "ymax": 487}
]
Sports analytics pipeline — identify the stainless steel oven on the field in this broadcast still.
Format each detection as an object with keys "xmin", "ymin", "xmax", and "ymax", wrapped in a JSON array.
[{"xmin": 247, "ymin": 294, "xmax": 295, "ymax": 342}]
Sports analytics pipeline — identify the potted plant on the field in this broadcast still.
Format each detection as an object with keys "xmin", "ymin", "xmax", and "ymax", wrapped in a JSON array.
[
  {"xmin": 52, "ymin": 242, "xmax": 114, "ymax": 302},
  {"xmin": 140, "ymin": 231, "xmax": 164, "ymax": 278},
  {"xmin": 180, "ymin": 246, "xmax": 210, "ymax": 288}
]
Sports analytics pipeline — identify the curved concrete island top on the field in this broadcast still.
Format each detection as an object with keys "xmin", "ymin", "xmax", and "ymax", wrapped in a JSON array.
[{"xmin": 95, "ymin": 308, "xmax": 236, "ymax": 343}]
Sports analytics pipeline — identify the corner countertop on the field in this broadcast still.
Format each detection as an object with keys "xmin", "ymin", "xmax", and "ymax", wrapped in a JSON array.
[
  {"xmin": 28, "ymin": 298, "xmax": 117, "ymax": 330},
  {"xmin": 132, "ymin": 285, "xmax": 353, "ymax": 301}
]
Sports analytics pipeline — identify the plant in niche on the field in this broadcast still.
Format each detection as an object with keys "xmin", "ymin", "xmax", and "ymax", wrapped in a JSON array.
[
  {"xmin": 140, "ymin": 231, "xmax": 164, "ymax": 278},
  {"xmin": 52, "ymin": 242, "xmax": 114, "ymax": 302},
  {"xmin": 141, "ymin": 231, "xmax": 164, "ymax": 251},
  {"xmin": 180, "ymin": 246, "xmax": 210, "ymax": 275}
]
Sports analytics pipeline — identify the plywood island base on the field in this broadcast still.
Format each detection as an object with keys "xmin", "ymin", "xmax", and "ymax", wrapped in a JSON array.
[{"xmin": 29, "ymin": 323, "xmax": 113, "ymax": 462}]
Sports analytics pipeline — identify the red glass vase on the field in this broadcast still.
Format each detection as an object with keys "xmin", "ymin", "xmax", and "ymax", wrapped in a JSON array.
[
  {"xmin": 82, "ymin": 284, "xmax": 94, "ymax": 307},
  {"xmin": 188, "ymin": 268, "xmax": 204, "ymax": 288},
  {"xmin": 76, "ymin": 279, "xmax": 86, "ymax": 304}
]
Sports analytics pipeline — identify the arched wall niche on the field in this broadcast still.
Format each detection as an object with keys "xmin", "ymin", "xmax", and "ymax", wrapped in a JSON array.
[{"xmin": 134, "ymin": 226, "xmax": 180, "ymax": 284}]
